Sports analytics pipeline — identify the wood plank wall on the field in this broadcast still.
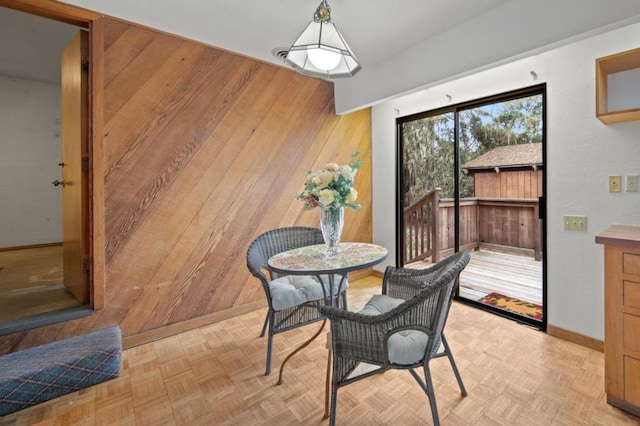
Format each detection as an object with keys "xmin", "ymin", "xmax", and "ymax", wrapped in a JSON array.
[
  {"xmin": 437, "ymin": 200, "xmax": 539, "ymax": 253},
  {"xmin": 478, "ymin": 205, "xmax": 537, "ymax": 250},
  {"xmin": 0, "ymin": 15, "xmax": 372, "ymax": 354},
  {"xmin": 473, "ymin": 169, "xmax": 542, "ymax": 198}
]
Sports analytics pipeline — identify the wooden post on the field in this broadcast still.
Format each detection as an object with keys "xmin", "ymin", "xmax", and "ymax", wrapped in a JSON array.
[
  {"xmin": 534, "ymin": 203, "xmax": 541, "ymax": 261},
  {"xmin": 432, "ymin": 190, "xmax": 439, "ymax": 263}
]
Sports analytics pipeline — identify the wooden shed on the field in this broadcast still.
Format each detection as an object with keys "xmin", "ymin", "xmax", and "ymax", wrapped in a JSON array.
[{"xmin": 462, "ymin": 143, "xmax": 542, "ymax": 199}]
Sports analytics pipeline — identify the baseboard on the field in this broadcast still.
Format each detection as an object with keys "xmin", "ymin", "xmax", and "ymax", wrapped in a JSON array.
[
  {"xmin": 349, "ymin": 267, "xmax": 377, "ymax": 281},
  {"xmin": 122, "ymin": 300, "xmax": 266, "ymax": 349},
  {"xmin": 547, "ymin": 324, "xmax": 604, "ymax": 353},
  {"xmin": 0, "ymin": 242, "xmax": 62, "ymax": 252},
  {"xmin": 607, "ymin": 395, "xmax": 640, "ymax": 418}
]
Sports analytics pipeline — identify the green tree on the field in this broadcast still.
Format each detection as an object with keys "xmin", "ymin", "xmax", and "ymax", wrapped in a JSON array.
[
  {"xmin": 402, "ymin": 94, "xmax": 542, "ymax": 204},
  {"xmin": 460, "ymin": 96, "xmax": 542, "ymax": 156},
  {"xmin": 402, "ymin": 112, "xmax": 454, "ymax": 205}
]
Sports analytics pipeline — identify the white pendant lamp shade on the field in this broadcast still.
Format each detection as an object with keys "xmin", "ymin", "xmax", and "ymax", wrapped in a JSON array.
[
  {"xmin": 284, "ymin": 1, "xmax": 361, "ymax": 79},
  {"xmin": 307, "ymin": 44, "xmax": 341, "ymax": 71}
]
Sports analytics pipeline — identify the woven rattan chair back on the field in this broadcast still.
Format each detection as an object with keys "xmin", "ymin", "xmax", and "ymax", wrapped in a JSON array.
[
  {"xmin": 246, "ymin": 226, "xmax": 326, "ymax": 375},
  {"xmin": 321, "ymin": 251, "xmax": 470, "ymax": 426}
]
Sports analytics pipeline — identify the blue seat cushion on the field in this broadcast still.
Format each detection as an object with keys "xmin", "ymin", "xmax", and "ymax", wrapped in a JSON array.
[
  {"xmin": 358, "ymin": 294, "xmax": 404, "ymax": 315},
  {"xmin": 269, "ymin": 274, "xmax": 348, "ymax": 311},
  {"xmin": 359, "ymin": 295, "xmax": 443, "ymax": 365}
]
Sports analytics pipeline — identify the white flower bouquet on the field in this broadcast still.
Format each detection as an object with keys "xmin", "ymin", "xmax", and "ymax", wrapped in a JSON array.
[{"xmin": 296, "ymin": 152, "xmax": 362, "ymax": 211}]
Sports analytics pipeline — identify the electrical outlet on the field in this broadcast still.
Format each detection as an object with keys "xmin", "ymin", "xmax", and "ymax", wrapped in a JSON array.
[
  {"xmin": 609, "ymin": 175, "xmax": 622, "ymax": 192},
  {"xmin": 564, "ymin": 215, "xmax": 588, "ymax": 231},
  {"xmin": 626, "ymin": 174, "xmax": 639, "ymax": 192}
]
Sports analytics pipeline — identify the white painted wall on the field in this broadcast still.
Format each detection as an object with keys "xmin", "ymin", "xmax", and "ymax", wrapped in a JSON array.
[
  {"xmin": 372, "ymin": 22, "xmax": 640, "ymax": 341},
  {"xmin": 0, "ymin": 76, "xmax": 62, "ymax": 247}
]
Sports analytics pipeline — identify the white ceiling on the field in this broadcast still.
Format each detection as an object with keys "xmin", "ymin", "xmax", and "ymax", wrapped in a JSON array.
[
  {"xmin": 0, "ymin": 0, "xmax": 510, "ymax": 83},
  {"xmin": 63, "ymin": 0, "xmax": 512, "ymax": 69},
  {"xmin": 3, "ymin": 0, "xmax": 640, "ymax": 111}
]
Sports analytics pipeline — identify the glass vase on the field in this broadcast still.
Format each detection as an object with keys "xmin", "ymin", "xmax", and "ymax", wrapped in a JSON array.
[{"xmin": 319, "ymin": 207, "xmax": 344, "ymax": 256}]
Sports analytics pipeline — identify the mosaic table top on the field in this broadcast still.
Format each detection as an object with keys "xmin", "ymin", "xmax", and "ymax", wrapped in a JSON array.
[{"xmin": 268, "ymin": 242, "xmax": 388, "ymax": 275}]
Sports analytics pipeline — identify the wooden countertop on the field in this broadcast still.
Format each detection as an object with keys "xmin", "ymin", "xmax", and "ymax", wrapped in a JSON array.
[{"xmin": 596, "ymin": 224, "xmax": 640, "ymax": 247}]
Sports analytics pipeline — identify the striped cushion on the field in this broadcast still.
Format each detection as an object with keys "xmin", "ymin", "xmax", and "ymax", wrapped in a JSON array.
[{"xmin": 0, "ymin": 326, "xmax": 122, "ymax": 416}]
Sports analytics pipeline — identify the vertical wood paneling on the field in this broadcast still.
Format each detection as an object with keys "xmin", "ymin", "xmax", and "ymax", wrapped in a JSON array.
[
  {"xmin": 474, "ymin": 169, "xmax": 543, "ymax": 198},
  {"xmin": 0, "ymin": 15, "xmax": 372, "ymax": 353},
  {"xmin": 477, "ymin": 205, "xmax": 537, "ymax": 249}
]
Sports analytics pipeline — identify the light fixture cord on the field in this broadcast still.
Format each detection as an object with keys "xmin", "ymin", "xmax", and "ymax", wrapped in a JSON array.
[{"xmin": 314, "ymin": 0, "xmax": 332, "ymax": 22}]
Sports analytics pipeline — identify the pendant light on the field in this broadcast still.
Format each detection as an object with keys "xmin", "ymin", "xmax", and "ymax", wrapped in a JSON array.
[{"xmin": 284, "ymin": 0, "xmax": 361, "ymax": 79}]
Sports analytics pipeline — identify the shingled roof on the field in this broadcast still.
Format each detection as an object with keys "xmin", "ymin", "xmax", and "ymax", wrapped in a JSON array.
[{"xmin": 462, "ymin": 142, "xmax": 542, "ymax": 172}]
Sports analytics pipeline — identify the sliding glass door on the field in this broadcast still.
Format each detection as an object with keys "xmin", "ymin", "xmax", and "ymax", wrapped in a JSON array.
[{"xmin": 397, "ymin": 85, "xmax": 546, "ymax": 328}]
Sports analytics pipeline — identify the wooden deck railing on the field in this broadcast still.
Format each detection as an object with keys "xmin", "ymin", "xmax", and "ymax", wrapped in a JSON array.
[
  {"xmin": 403, "ymin": 189, "xmax": 439, "ymax": 264},
  {"xmin": 404, "ymin": 195, "xmax": 542, "ymax": 264}
]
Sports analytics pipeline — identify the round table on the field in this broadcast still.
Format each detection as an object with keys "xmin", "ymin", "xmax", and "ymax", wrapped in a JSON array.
[
  {"xmin": 268, "ymin": 242, "xmax": 387, "ymax": 417},
  {"xmin": 268, "ymin": 242, "xmax": 388, "ymax": 305}
]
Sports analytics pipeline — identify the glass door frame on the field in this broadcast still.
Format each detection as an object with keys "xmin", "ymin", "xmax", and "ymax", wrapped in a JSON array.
[{"xmin": 395, "ymin": 84, "xmax": 547, "ymax": 330}]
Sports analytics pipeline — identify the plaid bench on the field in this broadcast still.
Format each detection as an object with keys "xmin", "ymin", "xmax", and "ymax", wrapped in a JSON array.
[{"xmin": 0, "ymin": 326, "xmax": 122, "ymax": 416}]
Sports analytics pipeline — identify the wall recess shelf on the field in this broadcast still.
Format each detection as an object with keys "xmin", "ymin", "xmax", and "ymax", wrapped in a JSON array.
[{"xmin": 596, "ymin": 47, "xmax": 640, "ymax": 124}]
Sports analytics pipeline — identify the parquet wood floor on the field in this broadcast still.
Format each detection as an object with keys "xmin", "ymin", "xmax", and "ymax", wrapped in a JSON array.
[{"xmin": 1, "ymin": 276, "xmax": 638, "ymax": 425}]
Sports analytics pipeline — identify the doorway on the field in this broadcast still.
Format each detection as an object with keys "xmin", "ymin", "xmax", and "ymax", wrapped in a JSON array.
[
  {"xmin": 397, "ymin": 85, "xmax": 546, "ymax": 329},
  {"xmin": 0, "ymin": 6, "xmax": 91, "ymax": 332}
]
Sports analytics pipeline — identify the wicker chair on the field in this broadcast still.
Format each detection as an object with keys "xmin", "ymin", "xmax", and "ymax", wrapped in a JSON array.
[
  {"xmin": 246, "ymin": 226, "xmax": 348, "ymax": 375},
  {"xmin": 320, "ymin": 251, "xmax": 470, "ymax": 426}
]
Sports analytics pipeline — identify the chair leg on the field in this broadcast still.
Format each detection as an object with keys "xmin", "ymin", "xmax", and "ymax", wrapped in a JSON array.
[
  {"xmin": 441, "ymin": 335, "xmax": 467, "ymax": 396},
  {"xmin": 329, "ymin": 385, "xmax": 338, "ymax": 426},
  {"xmin": 264, "ymin": 311, "xmax": 275, "ymax": 376},
  {"xmin": 409, "ymin": 367, "xmax": 440, "ymax": 426},
  {"xmin": 265, "ymin": 331, "xmax": 273, "ymax": 376},
  {"xmin": 259, "ymin": 311, "xmax": 269, "ymax": 337},
  {"xmin": 422, "ymin": 364, "xmax": 440, "ymax": 426},
  {"xmin": 341, "ymin": 291, "xmax": 348, "ymax": 310},
  {"xmin": 324, "ymin": 350, "xmax": 332, "ymax": 419}
]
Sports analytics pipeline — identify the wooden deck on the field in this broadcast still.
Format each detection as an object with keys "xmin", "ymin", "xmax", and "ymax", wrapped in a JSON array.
[{"xmin": 408, "ymin": 249, "xmax": 543, "ymax": 305}]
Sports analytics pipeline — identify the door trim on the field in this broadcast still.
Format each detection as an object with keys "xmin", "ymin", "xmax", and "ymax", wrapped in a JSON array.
[{"xmin": 0, "ymin": 0, "xmax": 105, "ymax": 310}]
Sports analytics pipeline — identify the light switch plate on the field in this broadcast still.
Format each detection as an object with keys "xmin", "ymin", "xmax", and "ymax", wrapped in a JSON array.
[
  {"xmin": 609, "ymin": 175, "xmax": 622, "ymax": 192},
  {"xmin": 626, "ymin": 174, "xmax": 639, "ymax": 192},
  {"xmin": 564, "ymin": 215, "xmax": 588, "ymax": 231}
]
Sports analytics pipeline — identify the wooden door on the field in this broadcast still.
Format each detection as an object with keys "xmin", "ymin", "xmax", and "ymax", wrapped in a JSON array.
[{"xmin": 61, "ymin": 31, "xmax": 89, "ymax": 303}]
